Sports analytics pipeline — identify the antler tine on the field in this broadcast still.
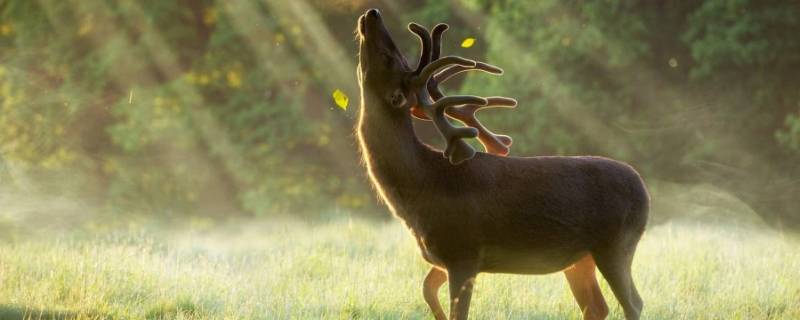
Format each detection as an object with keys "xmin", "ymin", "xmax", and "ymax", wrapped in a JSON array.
[
  {"xmin": 408, "ymin": 22, "xmax": 514, "ymax": 164},
  {"xmin": 424, "ymin": 23, "xmax": 516, "ymax": 157},
  {"xmin": 430, "ymin": 96, "xmax": 486, "ymax": 140},
  {"xmin": 424, "ymin": 64, "xmax": 503, "ymax": 101},
  {"xmin": 418, "ymin": 50, "xmax": 516, "ymax": 155},
  {"xmin": 429, "ymin": 95, "xmax": 487, "ymax": 164},
  {"xmin": 414, "ymin": 56, "xmax": 476, "ymax": 87},
  {"xmin": 448, "ymin": 97, "xmax": 518, "ymax": 155},
  {"xmin": 431, "ymin": 23, "xmax": 449, "ymax": 61},
  {"xmin": 434, "ymin": 61, "xmax": 503, "ymax": 83},
  {"xmin": 409, "ymin": 25, "xmax": 481, "ymax": 164},
  {"xmin": 422, "ymin": 90, "xmax": 515, "ymax": 154},
  {"xmin": 421, "ymin": 27, "xmax": 505, "ymax": 107},
  {"xmin": 408, "ymin": 23, "xmax": 432, "ymax": 75},
  {"xmin": 425, "ymin": 23, "xmax": 449, "ymax": 102},
  {"xmin": 411, "ymin": 23, "xmax": 450, "ymax": 121},
  {"xmin": 415, "ymin": 72, "xmax": 486, "ymax": 164}
]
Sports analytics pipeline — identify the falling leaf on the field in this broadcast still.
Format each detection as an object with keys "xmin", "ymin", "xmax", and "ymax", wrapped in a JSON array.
[
  {"xmin": 332, "ymin": 89, "xmax": 349, "ymax": 110},
  {"xmin": 128, "ymin": 90, "xmax": 134, "ymax": 104},
  {"xmin": 461, "ymin": 37, "xmax": 476, "ymax": 48}
]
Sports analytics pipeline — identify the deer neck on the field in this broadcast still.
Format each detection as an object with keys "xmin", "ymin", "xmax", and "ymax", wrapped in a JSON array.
[{"xmin": 356, "ymin": 97, "xmax": 432, "ymax": 207}]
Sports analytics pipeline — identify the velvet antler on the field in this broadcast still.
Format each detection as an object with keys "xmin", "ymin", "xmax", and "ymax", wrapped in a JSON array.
[
  {"xmin": 409, "ymin": 23, "xmax": 517, "ymax": 163},
  {"xmin": 409, "ymin": 23, "xmax": 485, "ymax": 164}
]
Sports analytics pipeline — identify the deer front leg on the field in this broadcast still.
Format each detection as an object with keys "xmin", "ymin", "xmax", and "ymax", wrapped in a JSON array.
[
  {"xmin": 423, "ymin": 267, "xmax": 448, "ymax": 320},
  {"xmin": 447, "ymin": 262, "xmax": 478, "ymax": 320},
  {"xmin": 564, "ymin": 255, "xmax": 609, "ymax": 320}
]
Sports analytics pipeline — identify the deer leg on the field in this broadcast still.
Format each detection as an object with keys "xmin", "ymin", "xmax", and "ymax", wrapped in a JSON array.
[
  {"xmin": 447, "ymin": 262, "xmax": 478, "ymax": 320},
  {"xmin": 564, "ymin": 255, "xmax": 609, "ymax": 320},
  {"xmin": 594, "ymin": 247, "xmax": 643, "ymax": 320},
  {"xmin": 423, "ymin": 267, "xmax": 448, "ymax": 320}
]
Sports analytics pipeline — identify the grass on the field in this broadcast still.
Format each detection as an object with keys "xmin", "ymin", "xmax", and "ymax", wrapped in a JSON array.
[{"xmin": 0, "ymin": 216, "xmax": 798, "ymax": 319}]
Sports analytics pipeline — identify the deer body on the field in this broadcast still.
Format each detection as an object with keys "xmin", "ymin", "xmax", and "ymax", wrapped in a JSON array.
[
  {"xmin": 360, "ymin": 109, "xmax": 647, "ymax": 272},
  {"xmin": 356, "ymin": 9, "xmax": 648, "ymax": 320}
]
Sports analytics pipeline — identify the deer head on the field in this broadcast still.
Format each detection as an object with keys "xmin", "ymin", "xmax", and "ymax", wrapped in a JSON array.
[{"xmin": 357, "ymin": 9, "xmax": 516, "ymax": 164}]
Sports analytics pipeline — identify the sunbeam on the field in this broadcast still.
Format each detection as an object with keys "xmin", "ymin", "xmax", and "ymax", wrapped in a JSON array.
[{"xmin": 1, "ymin": 2, "xmax": 799, "ymax": 318}]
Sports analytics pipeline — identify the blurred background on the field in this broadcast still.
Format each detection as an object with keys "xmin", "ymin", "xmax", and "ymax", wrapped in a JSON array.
[{"xmin": 1, "ymin": 0, "xmax": 799, "ymax": 230}]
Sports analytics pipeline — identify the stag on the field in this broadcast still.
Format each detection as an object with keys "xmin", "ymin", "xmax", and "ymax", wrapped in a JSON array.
[{"xmin": 355, "ymin": 9, "xmax": 649, "ymax": 320}]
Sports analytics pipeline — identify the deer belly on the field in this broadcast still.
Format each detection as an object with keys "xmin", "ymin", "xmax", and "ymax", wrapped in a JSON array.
[
  {"xmin": 479, "ymin": 246, "xmax": 585, "ymax": 275},
  {"xmin": 415, "ymin": 236, "xmax": 447, "ymax": 268}
]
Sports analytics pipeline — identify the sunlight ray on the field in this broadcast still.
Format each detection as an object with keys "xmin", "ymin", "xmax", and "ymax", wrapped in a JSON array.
[
  {"xmin": 220, "ymin": 0, "xmax": 361, "ymax": 183},
  {"xmin": 262, "ymin": 0, "xmax": 358, "ymax": 96},
  {"xmin": 446, "ymin": 1, "xmax": 772, "ymax": 167},
  {"xmin": 50, "ymin": 0, "xmax": 256, "ymax": 210},
  {"xmin": 113, "ymin": 1, "xmax": 255, "ymax": 186}
]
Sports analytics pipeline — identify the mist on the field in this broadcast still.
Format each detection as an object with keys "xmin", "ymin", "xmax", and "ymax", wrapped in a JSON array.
[{"xmin": 1, "ymin": 1, "xmax": 799, "ymax": 319}]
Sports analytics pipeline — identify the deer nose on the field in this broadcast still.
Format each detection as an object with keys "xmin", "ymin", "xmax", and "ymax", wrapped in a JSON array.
[{"xmin": 366, "ymin": 9, "xmax": 381, "ymax": 19}]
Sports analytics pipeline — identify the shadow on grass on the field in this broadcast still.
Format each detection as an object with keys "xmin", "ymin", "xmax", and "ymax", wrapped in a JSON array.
[
  {"xmin": 144, "ymin": 298, "xmax": 202, "ymax": 320},
  {"xmin": 0, "ymin": 305, "xmax": 108, "ymax": 320},
  {"xmin": 301, "ymin": 304, "xmax": 574, "ymax": 320}
]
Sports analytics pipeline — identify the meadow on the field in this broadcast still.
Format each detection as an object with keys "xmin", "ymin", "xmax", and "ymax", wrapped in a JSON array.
[
  {"xmin": 0, "ymin": 213, "xmax": 798, "ymax": 320},
  {"xmin": 3, "ymin": 1, "xmax": 800, "ymax": 319}
]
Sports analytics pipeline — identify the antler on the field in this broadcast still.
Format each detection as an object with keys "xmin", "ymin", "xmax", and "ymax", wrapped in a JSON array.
[{"xmin": 408, "ymin": 23, "xmax": 517, "ymax": 164}]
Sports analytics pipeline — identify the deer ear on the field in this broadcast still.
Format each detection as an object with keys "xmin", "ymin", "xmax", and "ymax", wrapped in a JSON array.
[{"xmin": 387, "ymin": 89, "xmax": 408, "ymax": 109}]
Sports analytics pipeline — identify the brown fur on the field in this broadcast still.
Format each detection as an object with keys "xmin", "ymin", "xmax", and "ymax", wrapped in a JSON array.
[{"xmin": 356, "ymin": 9, "xmax": 649, "ymax": 320}]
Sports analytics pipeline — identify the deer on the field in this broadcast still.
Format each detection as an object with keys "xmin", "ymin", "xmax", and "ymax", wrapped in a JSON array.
[{"xmin": 355, "ymin": 9, "xmax": 649, "ymax": 320}]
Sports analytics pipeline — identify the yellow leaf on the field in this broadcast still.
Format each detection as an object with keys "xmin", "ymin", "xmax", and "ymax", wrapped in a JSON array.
[
  {"xmin": 461, "ymin": 37, "xmax": 476, "ymax": 48},
  {"xmin": 203, "ymin": 8, "xmax": 217, "ymax": 25},
  {"xmin": 227, "ymin": 71, "xmax": 242, "ymax": 88},
  {"xmin": 332, "ymin": 89, "xmax": 348, "ymax": 110},
  {"xmin": 0, "ymin": 23, "xmax": 13, "ymax": 36},
  {"xmin": 77, "ymin": 15, "xmax": 93, "ymax": 36}
]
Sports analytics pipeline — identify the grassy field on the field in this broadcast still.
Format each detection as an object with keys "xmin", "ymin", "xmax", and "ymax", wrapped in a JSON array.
[{"xmin": 0, "ymin": 215, "xmax": 798, "ymax": 320}]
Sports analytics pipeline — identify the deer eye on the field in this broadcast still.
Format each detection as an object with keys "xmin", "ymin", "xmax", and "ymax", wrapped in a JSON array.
[{"xmin": 386, "ymin": 88, "xmax": 407, "ymax": 108}]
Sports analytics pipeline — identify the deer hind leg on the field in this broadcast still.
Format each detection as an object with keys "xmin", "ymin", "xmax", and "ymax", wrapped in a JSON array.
[
  {"xmin": 593, "ymin": 244, "xmax": 644, "ymax": 320},
  {"xmin": 564, "ymin": 254, "xmax": 609, "ymax": 320},
  {"xmin": 423, "ymin": 267, "xmax": 448, "ymax": 320}
]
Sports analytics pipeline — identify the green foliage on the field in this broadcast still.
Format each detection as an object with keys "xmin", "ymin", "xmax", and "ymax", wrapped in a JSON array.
[
  {"xmin": 684, "ymin": 0, "xmax": 800, "ymax": 79},
  {"xmin": 458, "ymin": 1, "xmax": 800, "ymax": 174},
  {"xmin": 1, "ymin": 0, "xmax": 799, "ymax": 218},
  {"xmin": 681, "ymin": 0, "xmax": 800, "ymax": 167},
  {"xmin": 1, "ymin": 1, "xmax": 368, "ymax": 215},
  {"xmin": 459, "ymin": 0, "xmax": 650, "ymax": 156},
  {"xmin": 0, "ymin": 65, "xmax": 79, "ymax": 170}
]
